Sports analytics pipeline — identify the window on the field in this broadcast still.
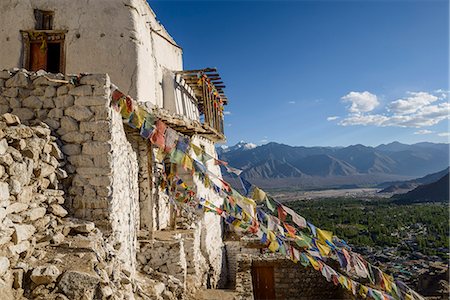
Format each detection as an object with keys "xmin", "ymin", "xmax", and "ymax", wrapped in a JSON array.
[
  {"xmin": 34, "ymin": 10, "xmax": 54, "ymax": 30},
  {"xmin": 20, "ymin": 10, "xmax": 65, "ymax": 73}
]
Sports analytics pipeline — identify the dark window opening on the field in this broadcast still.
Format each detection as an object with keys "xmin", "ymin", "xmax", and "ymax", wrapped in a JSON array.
[
  {"xmin": 34, "ymin": 9, "xmax": 54, "ymax": 30},
  {"xmin": 46, "ymin": 43, "xmax": 61, "ymax": 73},
  {"xmin": 29, "ymin": 41, "xmax": 63, "ymax": 73}
]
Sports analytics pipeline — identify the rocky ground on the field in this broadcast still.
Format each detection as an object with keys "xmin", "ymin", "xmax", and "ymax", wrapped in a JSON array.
[{"xmin": 0, "ymin": 113, "xmax": 185, "ymax": 300}]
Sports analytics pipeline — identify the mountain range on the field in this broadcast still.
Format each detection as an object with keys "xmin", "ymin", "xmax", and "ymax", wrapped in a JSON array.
[
  {"xmin": 378, "ymin": 167, "xmax": 449, "ymax": 193},
  {"xmin": 392, "ymin": 172, "xmax": 449, "ymax": 204},
  {"xmin": 218, "ymin": 141, "xmax": 449, "ymax": 189}
]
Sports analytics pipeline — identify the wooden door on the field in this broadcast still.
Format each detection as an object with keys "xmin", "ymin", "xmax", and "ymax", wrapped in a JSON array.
[
  {"xmin": 251, "ymin": 266, "xmax": 276, "ymax": 300},
  {"xmin": 30, "ymin": 42, "xmax": 47, "ymax": 71}
]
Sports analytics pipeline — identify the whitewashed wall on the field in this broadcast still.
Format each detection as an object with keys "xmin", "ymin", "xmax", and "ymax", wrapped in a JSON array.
[{"xmin": 0, "ymin": 0, "xmax": 183, "ymax": 106}]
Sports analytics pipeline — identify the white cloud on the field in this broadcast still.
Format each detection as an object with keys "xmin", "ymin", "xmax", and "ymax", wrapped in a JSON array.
[
  {"xmin": 223, "ymin": 111, "xmax": 232, "ymax": 115},
  {"xmin": 414, "ymin": 129, "xmax": 433, "ymax": 135},
  {"xmin": 327, "ymin": 116, "xmax": 340, "ymax": 121},
  {"xmin": 259, "ymin": 139, "xmax": 268, "ymax": 143},
  {"xmin": 288, "ymin": 101, "xmax": 296, "ymax": 104},
  {"xmin": 338, "ymin": 90, "xmax": 449, "ymax": 128},
  {"xmin": 437, "ymin": 132, "xmax": 450, "ymax": 137},
  {"xmin": 388, "ymin": 92, "xmax": 438, "ymax": 115},
  {"xmin": 341, "ymin": 91, "xmax": 379, "ymax": 113}
]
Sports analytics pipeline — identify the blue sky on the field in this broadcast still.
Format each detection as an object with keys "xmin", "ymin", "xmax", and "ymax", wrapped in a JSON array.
[{"xmin": 150, "ymin": 0, "xmax": 449, "ymax": 147}]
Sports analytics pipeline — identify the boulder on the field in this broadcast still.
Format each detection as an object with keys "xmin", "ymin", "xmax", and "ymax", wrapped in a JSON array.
[
  {"xmin": 31, "ymin": 265, "xmax": 61, "ymax": 285},
  {"xmin": 12, "ymin": 224, "xmax": 36, "ymax": 244},
  {"xmin": 0, "ymin": 139, "xmax": 8, "ymax": 155},
  {"xmin": 0, "ymin": 182, "xmax": 9, "ymax": 201},
  {"xmin": 58, "ymin": 271, "xmax": 100, "ymax": 299},
  {"xmin": 49, "ymin": 204, "xmax": 68, "ymax": 217},
  {"xmin": 0, "ymin": 256, "xmax": 10, "ymax": 276}
]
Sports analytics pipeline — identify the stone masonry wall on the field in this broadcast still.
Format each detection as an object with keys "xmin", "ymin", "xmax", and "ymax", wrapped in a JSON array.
[
  {"xmin": 0, "ymin": 69, "xmax": 139, "ymax": 271},
  {"xmin": 224, "ymin": 240, "xmax": 260, "ymax": 288},
  {"xmin": 236, "ymin": 253, "xmax": 353, "ymax": 300}
]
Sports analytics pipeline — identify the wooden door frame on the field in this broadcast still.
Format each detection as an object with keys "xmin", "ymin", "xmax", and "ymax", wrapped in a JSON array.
[{"xmin": 20, "ymin": 30, "xmax": 67, "ymax": 73}]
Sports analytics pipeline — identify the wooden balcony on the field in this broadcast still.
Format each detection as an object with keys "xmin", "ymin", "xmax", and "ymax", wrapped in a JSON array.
[{"xmin": 175, "ymin": 68, "xmax": 228, "ymax": 141}]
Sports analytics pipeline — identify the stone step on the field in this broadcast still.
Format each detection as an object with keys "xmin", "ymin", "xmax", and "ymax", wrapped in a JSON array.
[{"xmin": 195, "ymin": 289, "xmax": 237, "ymax": 300}]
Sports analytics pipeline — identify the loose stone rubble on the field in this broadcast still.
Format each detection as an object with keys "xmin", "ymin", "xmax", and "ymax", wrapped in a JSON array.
[{"xmin": 0, "ymin": 113, "xmax": 185, "ymax": 300}]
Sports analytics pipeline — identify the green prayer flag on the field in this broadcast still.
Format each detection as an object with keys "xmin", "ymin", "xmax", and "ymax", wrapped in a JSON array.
[{"xmin": 266, "ymin": 197, "xmax": 276, "ymax": 212}]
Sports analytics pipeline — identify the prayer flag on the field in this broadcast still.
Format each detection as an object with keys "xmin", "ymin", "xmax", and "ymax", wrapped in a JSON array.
[
  {"xmin": 225, "ymin": 165, "xmax": 243, "ymax": 176},
  {"xmin": 164, "ymin": 127, "xmax": 179, "ymax": 153},
  {"xmin": 266, "ymin": 197, "xmax": 276, "ymax": 212},
  {"xmin": 150, "ymin": 120, "xmax": 167, "ymax": 149},
  {"xmin": 252, "ymin": 187, "xmax": 267, "ymax": 202},
  {"xmin": 317, "ymin": 228, "xmax": 333, "ymax": 244},
  {"xmin": 307, "ymin": 222, "xmax": 317, "ymax": 237},
  {"xmin": 277, "ymin": 205, "xmax": 287, "ymax": 222},
  {"xmin": 239, "ymin": 176, "xmax": 252, "ymax": 196}
]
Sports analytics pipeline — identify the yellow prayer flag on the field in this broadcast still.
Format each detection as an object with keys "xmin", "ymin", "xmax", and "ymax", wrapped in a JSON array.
[
  {"xmin": 267, "ymin": 230, "xmax": 276, "ymax": 242},
  {"xmin": 242, "ymin": 197, "xmax": 257, "ymax": 207},
  {"xmin": 190, "ymin": 143, "xmax": 203, "ymax": 156},
  {"xmin": 381, "ymin": 272, "xmax": 393, "ymax": 292},
  {"xmin": 359, "ymin": 285, "xmax": 369, "ymax": 298},
  {"xmin": 156, "ymin": 148, "xmax": 166, "ymax": 162},
  {"xmin": 252, "ymin": 187, "xmax": 267, "ymax": 202},
  {"xmin": 268, "ymin": 241, "xmax": 279, "ymax": 252},
  {"xmin": 181, "ymin": 154, "xmax": 193, "ymax": 171},
  {"xmin": 317, "ymin": 228, "xmax": 333, "ymax": 243},
  {"xmin": 306, "ymin": 254, "xmax": 320, "ymax": 270},
  {"xmin": 316, "ymin": 241, "xmax": 331, "ymax": 256}
]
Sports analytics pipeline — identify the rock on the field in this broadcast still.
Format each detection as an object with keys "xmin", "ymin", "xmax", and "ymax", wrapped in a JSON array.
[
  {"xmin": 8, "ymin": 179, "xmax": 22, "ymax": 196},
  {"xmin": 50, "ymin": 142, "xmax": 64, "ymax": 159},
  {"xmin": 100, "ymin": 285, "xmax": 113, "ymax": 298},
  {"xmin": 17, "ymin": 186, "xmax": 33, "ymax": 203},
  {"xmin": 59, "ymin": 116, "xmax": 79, "ymax": 134},
  {"xmin": 49, "ymin": 204, "xmax": 68, "ymax": 217},
  {"xmin": 65, "ymin": 105, "xmax": 93, "ymax": 121},
  {"xmin": 27, "ymin": 207, "xmax": 46, "ymax": 221},
  {"xmin": 68, "ymin": 85, "xmax": 92, "ymax": 96},
  {"xmin": 11, "ymin": 108, "xmax": 34, "ymax": 122},
  {"xmin": 6, "ymin": 202, "xmax": 28, "ymax": 214},
  {"xmin": 45, "ymin": 86, "xmax": 56, "ymax": 98},
  {"xmin": 61, "ymin": 132, "xmax": 91, "ymax": 144},
  {"xmin": 5, "ymin": 72, "xmax": 30, "ymax": 88},
  {"xmin": 79, "ymin": 74, "xmax": 108, "ymax": 87},
  {"xmin": 0, "ymin": 208, "xmax": 6, "ymax": 222},
  {"xmin": 43, "ymin": 97, "xmax": 55, "ymax": 108},
  {"xmin": 0, "ymin": 182, "xmax": 10, "ymax": 201},
  {"xmin": 82, "ymin": 142, "xmax": 111, "ymax": 155},
  {"xmin": 0, "ymin": 139, "xmax": 7, "ymax": 155},
  {"xmin": 55, "ymin": 95, "xmax": 74, "ymax": 109},
  {"xmin": 58, "ymin": 271, "xmax": 100, "ymax": 299},
  {"xmin": 62, "ymin": 144, "xmax": 81, "ymax": 156},
  {"xmin": 9, "ymin": 241, "xmax": 30, "ymax": 254},
  {"xmin": 1, "ymin": 113, "xmax": 20, "ymax": 125},
  {"xmin": 23, "ymin": 96, "xmax": 43, "ymax": 109},
  {"xmin": 57, "ymin": 86, "xmax": 69, "ymax": 96},
  {"xmin": 12, "ymin": 269, "xmax": 23, "ymax": 289},
  {"xmin": 0, "ymin": 256, "xmax": 10, "ymax": 276},
  {"xmin": 32, "ymin": 126, "xmax": 51, "ymax": 137},
  {"xmin": 12, "ymin": 224, "xmax": 35, "ymax": 244},
  {"xmin": 31, "ymin": 265, "xmax": 61, "ymax": 285},
  {"xmin": 75, "ymin": 96, "xmax": 108, "ymax": 106},
  {"xmin": 4, "ymin": 125, "xmax": 34, "ymax": 139},
  {"xmin": 2, "ymin": 87, "xmax": 18, "ymax": 98},
  {"xmin": 48, "ymin": 108, "xmax": 64, "ymax": 119},
  {"xmin": 71, "ymin": 222, "xmax": 95, "ymax": 234},
  {"xmin": 51, "ymin": 232, "xmax": 65, "ymax": 245},
  {"xmin": 154, "ymin": 282, "xmax": 166, "ymax": 295},
  {"xmin": 35, "ymin": 162, "xmax": 55, "ymax": 178},
  {"xmin": 0, "ymin": 71, "xmax": 11, "ymax": 80}
]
